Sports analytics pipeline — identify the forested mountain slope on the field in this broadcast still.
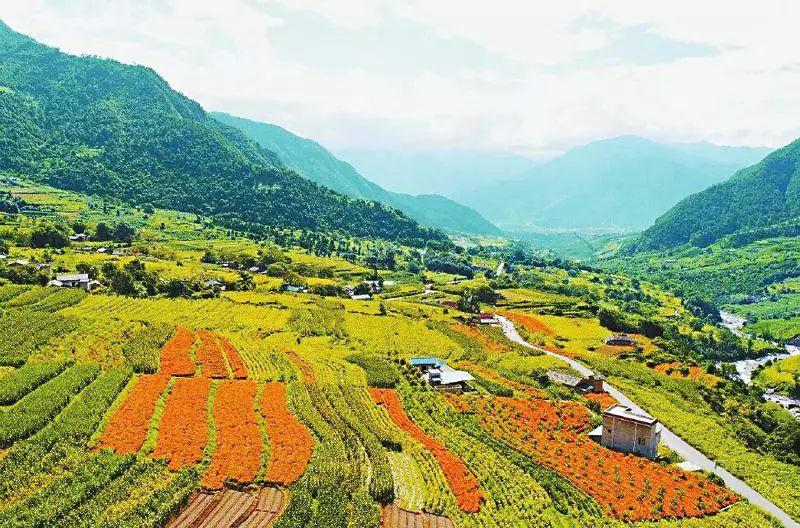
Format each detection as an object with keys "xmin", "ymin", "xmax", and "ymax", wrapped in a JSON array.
[
  {"xmin": 631, "ymin": 138, "xmax": 800, "ymax": 251},
  {"xmin": 456, "ymin": 136, "xmax": 771, "ymax": 232},
  {"xmin": 0, "ymin": 21, "xmax": 443, "ymax": 246},
  {"xmin": 211, "ymin": 113, "xmax": 500, "ymax": 235}
]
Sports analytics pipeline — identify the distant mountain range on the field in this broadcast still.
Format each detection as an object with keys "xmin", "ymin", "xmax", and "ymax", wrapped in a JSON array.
[
  {"xmin": 0, "ymin": 20, "xmax": 445, "ymax": 246},
  {"xmin": 452, "ymin": 136, "xmax": 773, "ymax": 232},
  {"xmin": 211, "ymin": 113, "xmax": 500, "ymax": 235},
  {"xmin": 631, "ymin": 137, "xmax": 800, "ymax": 251},
  {"xmin": 334, "ymin": 148, "xmax": 539, "ymax": 196}
]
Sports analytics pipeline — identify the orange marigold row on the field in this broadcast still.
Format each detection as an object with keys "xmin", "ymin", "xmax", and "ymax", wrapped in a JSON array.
[
  {"xmin": 499, "ymin": 311, "xmax": 554, "ymax": 335},
  {"xmin": 284, "ymin": 350, "xmax": 316, "ymax": 383},
  {"xmin": 219, "ymin": 337, "xmax": 248, "ymax": 379},
  {"xmin": 100, "ymin": 374, "xmax": 170, "ymax": 454},
  {"xmin": 261, "ymin": 383, "xmax": 313, "ymax": 484},
  {"xmin": 201, "ymin": 380, "xmax": 261, "ymax": 489},
  {"xmin": 370, "ymin": 388, "xmax": 483, "ymax": 513},
  {"xmin": 160, "ymin": 326, "xmax": 196, "ymax": 377},
  {"xmin": 151, "ymin": 377, "xmax": 211, "ymax": 470},
  {"xmin": 195, "ymin": 330, "xmax": 229, "ymax": 379}
]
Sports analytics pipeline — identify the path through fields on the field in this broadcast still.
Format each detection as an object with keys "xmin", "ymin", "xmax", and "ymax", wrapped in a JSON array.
[{"xmin": 496, "ymin": 315, "xmax": 799, "ymax": 528}]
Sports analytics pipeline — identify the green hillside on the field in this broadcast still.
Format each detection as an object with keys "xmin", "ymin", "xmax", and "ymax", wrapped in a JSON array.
[
  {"xmin": 456, "ymin": 136, "xmax": 771, "ymax": 232},
  {"xmin": 632, "ymin": 138, "xmax": 800, "ymax": 251},
  {"xmin": 211, "ymin": 113, "xmax": 500, "ymax": 235},
  {"xmin": 0, "ymin": 22, "xmax": 443, "ymax": 247}
]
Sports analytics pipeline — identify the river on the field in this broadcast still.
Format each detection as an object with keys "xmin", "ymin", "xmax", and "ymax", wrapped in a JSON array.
[{"xmin": 720, "ymin": 311, "xmax": 800, "ymax": 418}]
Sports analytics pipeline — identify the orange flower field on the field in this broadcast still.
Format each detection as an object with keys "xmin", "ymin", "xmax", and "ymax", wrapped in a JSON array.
[
  {"xmin": 499, "ymin": 311, "xmax": 554, "ymax": 335},
  {"xmin": 151, "ymin": 377, "xmax": 211, "ymax": 470},
  {"xmin": 451, "ymin": 324, "xmax": 510, "ymax": 353},
  {"xmin": 370, "ymin": 388, "xmax": 483, "ymax": 513},
  {"xmin": 654, "ymin": 362, "xmax": 721, "ymax": 387},
  {"xmin": 160, "ymin": 326, "xmax": 196, "ymax": 376},
  {"xmin": 451, "ymin": 394, "xmax": 738, "ymax": 521},
  {"xmin": 202, "ymin": 380, "xmax": 261, "ymax": 489},
  {"xmin": 584, "ymin": 391, "xmax": 618, "ymax": 411},
  {"xmin": 220, "ymin": 337, "xmax": 248, "ymax": 379},
  {"xmin": 285, "ymin": 350, "xmax": 316, "ymax": 383},
  {"xmin": 99, "ymin": 374, "xmax": 170, "ymax": 454},
  {"xmin": 457, "ymin": 360, "xmax": 548, "ymax": 398},
  {"xmin": 195, "ymin": 330, "xmax": 229, "ymax": 378},
  {"xmin": 261, "ymin": 382, "xmax": 313, "ymax": 484}
]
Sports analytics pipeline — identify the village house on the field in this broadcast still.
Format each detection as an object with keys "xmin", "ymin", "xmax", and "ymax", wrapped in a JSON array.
[
  {"xmin": 473, "ymin": 313, "xmax": 499, "ymax": 325},
  {"xmin": 35, "ymin": 263, "xmax": 51, "ymax": 272},
  {"xmin": 350, "ymin": 293, "xmax": 372, "ymax": 301},
  {"xmin": 589, "ymin": 404, "xmax": 661, "ymax": 459},
  {"xmin": 68, "ymin": 233, "xmax": 90, "ymax": 242},
  {"xmin": 546, "ymin": 371, "xmax": 605, "ymax": 394},
  {"xmin": 204, "ymin": 279, "xmax": 225, "ymax": 291},
  {"xmin": 283, "ymin": 284, "xmax": 308, "ymax": 293},
  {"xmin": 604, "ymin": 334, "xmax": 637, "ymax": 347},
  {"xmin": 7, "ymin": 259, "xmax": 30, "ymax": 267},
  {"xmin": 410, "ymin": 357, "xmax": 474, "ymax": 393},
  {"xmin": 48, "ymin": 273, "xmax": 102, "ymax": 291}
]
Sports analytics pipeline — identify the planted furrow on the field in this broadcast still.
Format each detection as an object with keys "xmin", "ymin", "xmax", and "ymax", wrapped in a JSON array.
[
  {"xmin": 99, "ymin": 374, "xmax": 170, "ymax": 454},
  {"xmin": 260, "ymin": 383, "xmax": 313, "ymax": 485},
  {"xmin": 196, "ymin": 330, "xmax": 229, "ymax": 379},
  {"xmin": 220, "ymin": 337, "xmax": 248, "ymax": 379},
  {"xmin": 0, "ymin": 363, "xmax": 99, "ymax": 447},
  {"xmin": 201, "ymin": 380, "xmax": 261, "ymax": 489},
  {"xmin": 370, "ymin": 388, "xmax": 483, "ymax": 513},
  {"xmin": 152, "ymin": 377, "xmax": 212, "ymax": 470},
  {"xmin": 166, "ymin": 492, "xmax": 218, "ymax": 528},
  {"xmin": 203, "ymin": 489, "xmax": 256, "ymax": 527},
  {"xmin": 160, "ymin": 326, "xmax": 196, "ymax": 377}
]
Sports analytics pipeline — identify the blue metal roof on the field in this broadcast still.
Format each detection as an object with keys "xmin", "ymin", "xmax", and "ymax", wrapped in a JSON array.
[{"xmin": 410, "ymin": 357, "xmax": 445, "ymax": 367}]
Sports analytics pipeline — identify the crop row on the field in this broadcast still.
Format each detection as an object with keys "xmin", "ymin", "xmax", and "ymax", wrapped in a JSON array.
[
  {"xmin": 0, "ymin": 362, "xmax": 99, "ymax": 447},
  {"xmin": 261, "ymin": 383, "xmax": 313, "ymax": 485},
  {"xmin": 151, "ymin": 377, "xmax": 211, "ymax": 470},
  {"xmin": 121, "ymin": 322, "xmax": 174, "ymax": 374},
  {"xmin": 0, "ymin": 359, "xmax": 73, "ymax": 404},
  {"xmin": 99, "ymin": 374, "xmax": 171, "ymax": 454},
  {"xmin": 0, "ymin": 309, "xmax": 78, "ymax": 366},
  {"xmin": 370, "ymin": 388, "xmax": 483, "ymax": 513},
  {"xmin": 195, "ymin": 330, "xmax": 229, "ymax": 378},
  {"xmin": 160, "ymin": 326, "xmax": 196, "ymax": 376}
]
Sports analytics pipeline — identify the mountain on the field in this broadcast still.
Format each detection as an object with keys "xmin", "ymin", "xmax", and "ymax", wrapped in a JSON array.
[
  {"xmin": 0, "ymin": 21, "xmax": 444, "ymax": 246},
  {"xmin": 211, "ymin": 113, "xmax": 500, "ymax": 235},
  {"xmin": 334, "ymin": 147, "xmax": 539, "ymax": 196},
  {"xmin": 454, "ymin": 136, "xmax": 773, "ymax": 232},
  {"xmin": 631, "ymin": 138, "xmax": 800, "ymax": 251}
]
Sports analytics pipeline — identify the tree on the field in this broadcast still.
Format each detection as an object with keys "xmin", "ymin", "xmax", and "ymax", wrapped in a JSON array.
[
  {"xmin": 94, "ymin": 222, "xmax": 112, "ymax": 241},
  {"xmin": 30, "ymin": 225, "xmax": 69, "ymax": 248},
  {"xmin": 458, "ymin": 288, "xmax": 480, "ymax": 313},
  {"xmin": 112, "ymin": 223, "xmax": 135, "ymax": 244}
]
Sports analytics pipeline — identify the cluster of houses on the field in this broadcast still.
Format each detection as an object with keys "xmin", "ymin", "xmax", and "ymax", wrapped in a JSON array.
[{"xmin": 410, "ymin": 357, "xmax": 475, "ymax": 393}]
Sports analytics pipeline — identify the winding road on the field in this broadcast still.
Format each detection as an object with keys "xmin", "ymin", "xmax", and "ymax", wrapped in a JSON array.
[{"xmin": 496, "ymin": 315, "xmax": 799, "ymax": 528}]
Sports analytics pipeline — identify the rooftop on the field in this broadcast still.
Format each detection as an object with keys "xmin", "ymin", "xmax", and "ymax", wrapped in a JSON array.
[
  {"xmin": 437, "ymin": 370, "xmax": 475, "ymax": 385},
  {"xmin": 410, "ymin": 357, "xmax": 446, "ymax": 368},
  {"xmin": 56, "ymin": 273, "xmax": 89, "ymax": 282},
  {"xmin": 603, "ymin": 404, "xmax": 658, "ymax": 426},
  {"xmin": 547, "ymin": 370, "xmax": 584, "ymax": 387}
]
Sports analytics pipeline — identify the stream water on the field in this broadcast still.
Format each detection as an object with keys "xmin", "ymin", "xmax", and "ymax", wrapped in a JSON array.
[{"xmin": 720, "ymin": 311, "xmax": 800, "ymax": 418}]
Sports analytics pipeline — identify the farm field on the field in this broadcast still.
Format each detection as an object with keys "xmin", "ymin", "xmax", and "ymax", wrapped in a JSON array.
[{"xmin": 0, "ymin": 181, "xmax": 797, "ymax": 528}]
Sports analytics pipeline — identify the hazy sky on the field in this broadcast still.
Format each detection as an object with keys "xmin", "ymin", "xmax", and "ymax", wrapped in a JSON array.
[{"xmin": 4, "ymin": 1, "xmax": 800, "ymax": 157}]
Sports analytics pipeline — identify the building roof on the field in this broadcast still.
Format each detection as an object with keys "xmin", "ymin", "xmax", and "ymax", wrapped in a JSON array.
[
  {"xmin": 547, "ymin": 370, "xmax": 584, "ymax": 387},
  {"xmin": 438, "ymin": 370, "xmax": 475, "ymax": 385},
  {"xmin": 676, "ymin": 461, "xmax": 702, "ymax": 472},
  {"xmin": 350, "ymin": 294, "xmax": 371, "ymax": 300},
  {"xmin": 56, "ymin": 273, "xmax": 89, "ymax": 282},
  {"xmin": 603, "ymin": 404, "xmax": 658, "ymax": 426},
  {"xmin": 410, "ymin": 357, "xmax": 446, "ymax": 367},
  {"xmin": 248, "ymin": 266, "xmax": 261, "ymax": 272},
  {"xmin": 47, "ymin": 280, "xmax": 64, "ymax": 287},
  {"xmin": 587, "ymin": 425, "xmax": 604, "ymax": 439},
  {"xmin": 477, "ymin": 313, "xmax": 496, "ymax": 319},
  {"xmin": 605, "ymin": 334, "xmax": 637, "ymax": 345}
]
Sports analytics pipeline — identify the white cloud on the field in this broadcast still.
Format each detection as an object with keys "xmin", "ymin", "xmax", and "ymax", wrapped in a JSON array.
[{"xmin": 1, "ymin": 0, "xmax": 798, "ymax": 155}]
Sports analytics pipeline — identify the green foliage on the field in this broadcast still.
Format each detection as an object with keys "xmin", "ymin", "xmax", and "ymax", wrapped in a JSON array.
[
  {"xmin": 121, "ymin": 322, "xmax": 173, "ymax": 373},
  {"xmin": 0, "ymin": 358, "xmax": 73, "ymax": 404},
  {"xmin": 0, "ymin": 362, "xmax": 99, "ymax": 447},
  {"xmin": 0, "ymin": 450, "xmax": 135, "ymax": 527},
  {"xmin": 0, "ymin": 366, "xmax": 131, "ymax": 500},
  {"xmin": 345, "ymin": 354, "xmax": 400, "ymax": 388},
  {"xmin": 632, "ymin": 138, "xmax": 800, "ymax": 251},
  {"xmin": 0, "ymin": 32, "xmax": 445, "ymax": 246},
  {"xmin": 0, "ymin": 308, "xmax": 78, "ymax": 366}
]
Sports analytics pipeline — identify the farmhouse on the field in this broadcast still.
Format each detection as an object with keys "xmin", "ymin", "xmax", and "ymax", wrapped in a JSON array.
[
  {"xmin": 590, "ymin": 404, "xmax": 661, "ymax": 459},
  {"xmin": 473, "ymin": 313, "xmax": 499, "ymax": 325},
  {"xmin": 546, "ymin": 371, "xmax": 605, "ymax": 394},
  {"xmin": 68, "ymin": 233, "xmax": 90, "ymax": 241},
  {"xmin": 410, "ymin": 357, "xmax": 474, "ymax": 393},
  {"xmin": 350, "ymin": 294, "xmax": 372, "ymax": 301},
  {"xmin": 49, "ymin": 273, "xmax": 102, "ymax": 291},
  {"xmin": 283, "ymin": 284, "xmax": 308, "ymax": 293},
  {"xmin": 604, "ymin": 334, "xmax": 637, "ymax": 346}
]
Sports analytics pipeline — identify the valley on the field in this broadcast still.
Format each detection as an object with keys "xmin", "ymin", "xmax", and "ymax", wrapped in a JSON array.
[{"xmin": 0, "ymin": 10, "xmax": 798, "ymax": 528}]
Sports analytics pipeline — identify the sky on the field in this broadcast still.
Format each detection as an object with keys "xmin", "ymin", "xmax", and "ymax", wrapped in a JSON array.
[{"xmin": 3, "ymin": 0, "xmax": 800, "ymax": 157}]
